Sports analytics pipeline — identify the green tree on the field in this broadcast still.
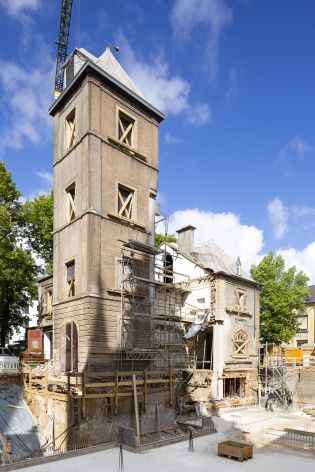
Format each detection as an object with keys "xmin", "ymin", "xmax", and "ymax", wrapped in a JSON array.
[
  {"xmin": 23, "ymin": 191, "xmax": 53, "ymax": 274},
  {"xmin": 250, "ymin": 252, "xmax": 309, "ymax": 344},
  {"xmin": 154, "ymin": 233, "xmax": 177, "ymax": 247},
  {"xmin": 0, "ymin": 161, "xmax": 38, "ymax": 345}
]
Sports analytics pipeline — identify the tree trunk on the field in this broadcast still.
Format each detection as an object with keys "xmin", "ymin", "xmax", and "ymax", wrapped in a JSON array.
[{"xmin": 0, "ymin": 329, "xmax": 6, "ymax": 346}]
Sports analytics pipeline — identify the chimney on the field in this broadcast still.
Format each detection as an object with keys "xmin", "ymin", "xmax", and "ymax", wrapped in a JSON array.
[{"xmin": 176, "ymin": 225, "xmax": 196, "ymax": 256}]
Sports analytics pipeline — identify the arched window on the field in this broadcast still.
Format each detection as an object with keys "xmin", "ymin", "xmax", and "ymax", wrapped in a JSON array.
[
  {"xmin": 163, "ymin": 253, "xmax": 173, "ymax": 284},
  {"xmin": 233, "ymin": 330, "xmax": 249, "ymax": 355},
  {"xmin": 60, "ymin": 321, "xmax": 78, "ymax": 372}
]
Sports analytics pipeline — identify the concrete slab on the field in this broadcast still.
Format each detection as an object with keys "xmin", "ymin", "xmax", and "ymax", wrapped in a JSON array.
[{"xmin": 13, "ymin": 431, "xmax": 315, "ymax": 472}]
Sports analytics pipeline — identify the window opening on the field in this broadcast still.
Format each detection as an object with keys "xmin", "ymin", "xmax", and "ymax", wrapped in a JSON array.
[
  {"xmin": 65, "ymin": 109, "xmax": 76, "ymax": 150},
  {"xmin": 116, "ymin": 257, "xmax": 134, "ymax": 291},
  {"xmin": 163, "ymin": 253, "xmax": 173, "ymax": 284},
  {"xmin": 46, "ymin": 291, "xmax": 53, "ymax": 315},
  {"xmin": 298, "ymin": 315, "xmax": 308, "ymax": 332},
  {"xmin": 62, "ymin": 321, "xmax": 78, "ymax": 372},
  {"xmin": 118, "ymin": 185, "xmax": 134, "ymax": 219},
  {"xmin": 66, "ymin": 183, "xmax": 76, "ymax": 221},
  {"xmin": 223, "ymin": 377, "xmax": 245, "ymax": 397},
  {"xmin": 66, "ymin": 261, "xmax": 75, "ymax": 297},
  {"xmin": 235, "ymin": 289, "xmax": 246, "ymax": 312},
  {"xmin": 118, "ymin": 112, "xmax": 134, "ymax": 146}
]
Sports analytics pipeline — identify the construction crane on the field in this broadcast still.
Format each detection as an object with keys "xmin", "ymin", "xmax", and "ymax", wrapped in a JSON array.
[{"xmin": 54, "ymin": 0, "xmax": 73, "ymax": 100}]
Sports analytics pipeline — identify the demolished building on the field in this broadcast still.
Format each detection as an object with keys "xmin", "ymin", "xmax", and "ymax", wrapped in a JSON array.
[{"xmin": 158, "ymin": 225, "xmax": 260, "ymax": 408}]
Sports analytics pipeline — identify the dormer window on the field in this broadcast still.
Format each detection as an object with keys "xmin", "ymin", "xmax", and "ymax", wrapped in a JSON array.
[
  {"xmin": 118, "ymin": 111, "xmax": 134, "ymax": 147},
  {"xmin": 65, "ymin": 109, "xmax": 76, "ymax": 150},
  {"xmin": 65, "ymin": 58, "xmax": 74, "ymax": 87}
]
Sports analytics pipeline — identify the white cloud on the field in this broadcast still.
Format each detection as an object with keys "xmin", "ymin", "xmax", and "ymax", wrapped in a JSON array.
[
  {"xmin": 35, "ymin": 170, "xmax": 53, "ymax": 187},
  {"xmin": 160, "ymin": 205, "xmax": 315, "ymax": 283},
  {"xmin": 117, "ymin": 34, "xmax": 211, "ymax": 126},
  {"xmin": 0, "ymin": 0, "xmax": 41, "ymax": 43},
  {"xmin": 277, "ymin": 243, "xmax": 315, "ymax": 284},
  {"xmin": 267, "ymin": 197, "xmax": 288, "ymax": 239},
  {"xmin": 170, "ymin": 0, "xmax": 233, "ymax": 78},
  {"xmin": 165, "ymin": 133, "xmax": 182, "ymax": 144},
  {"xmin": 167, "ymin": 208, "xmax": 264, "ymax": 271},
  {"xmin": 0, "ymin": 54, "xmax": 54, "ymax": 152},
  {"xmin": 186, "ymin": 102, "xmax": 212, "ymax": 126},
  {"xmin": 22, "ymin": 170, "xmax": 53, "ymax": 201},
  {"xmin": 0, "ymin": 0, "xmax": 40, "ymax": 16},
  {"xmin": 291, "ymin": 205, "xmax": 315, "ymax": 218},
  {"xmin": 279, "ymin": 136, "xmax": 313, "ymax": 161}
]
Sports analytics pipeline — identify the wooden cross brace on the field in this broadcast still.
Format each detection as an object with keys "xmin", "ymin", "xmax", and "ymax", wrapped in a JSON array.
[
  {"xmin": 118, "ymin": 190, "xmax": 133, "ymax": 218},
  {"xmin": 119, "ymin": 118, "xmax": 133, "ymax": 145}
]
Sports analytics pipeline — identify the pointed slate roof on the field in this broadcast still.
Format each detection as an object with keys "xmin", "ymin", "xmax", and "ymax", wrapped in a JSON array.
[
  {"xmin": 193, "ymin": 239, "xmax": 254, "ymax": 282},
  {"xmin": 75, "ymin": 47, "xmax": 144, "ymax": 98},
  {"xmin": 96, "ymin": 48, "xmax": 144, "ymax": 98}
]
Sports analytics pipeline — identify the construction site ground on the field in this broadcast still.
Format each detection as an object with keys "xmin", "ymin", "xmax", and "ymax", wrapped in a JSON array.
[{"xmin": 9, "ymin": 405, "xmax": 315, "ymax": 471}]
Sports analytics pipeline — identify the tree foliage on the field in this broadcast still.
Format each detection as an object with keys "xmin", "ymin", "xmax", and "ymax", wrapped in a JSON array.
[
  {"xmin": 154, "ymin": 233, "xmax": 177, "ymax": 247},
  {"xmin": 0, "ymin": 161, "xmax": 38, "ymax": 345},
  {"xmin": 250, "ymin": 252, "xmax": 309, "ymax": 344},
  {"xmin": 23, "ymin": 191, "xmax": 53, "ymax": 274}
]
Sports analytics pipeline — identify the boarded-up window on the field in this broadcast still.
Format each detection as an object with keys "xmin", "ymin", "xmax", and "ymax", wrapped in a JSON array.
[
  {"xmin": 66, "ymin": 261, "xmax": 75, "ymax": 297},
  {"xmin": 233, "ymin": 330, "xmax": 249, "ymax": 355},
  {"xmin": 60, "ymin": 321, "xmax": 78, "ymax": 372},
  {"xmin": 118, "ymin": 111, "xmax": 134, "ymax": 146},
  {"xmin": 65, "ymin": 109, "xmax": 76, "ymax": 150},
  {"xmin": 118, "ymin": 185, "xmax": 134, "ymax": 219},
  {"xmin": 66, "ymin": 183, "xmax": 76, "ymax": 221}
]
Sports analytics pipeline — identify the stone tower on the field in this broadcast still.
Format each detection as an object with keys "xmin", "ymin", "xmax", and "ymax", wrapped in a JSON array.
[{"xmin": 49, "ymin": 47, "xmax": 164, "ymax": 374}]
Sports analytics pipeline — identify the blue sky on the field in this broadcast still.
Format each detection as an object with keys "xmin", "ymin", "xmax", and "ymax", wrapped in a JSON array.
[{"xmin": 1, "ymin": 0, "xmax": 315, "ymax": 280}]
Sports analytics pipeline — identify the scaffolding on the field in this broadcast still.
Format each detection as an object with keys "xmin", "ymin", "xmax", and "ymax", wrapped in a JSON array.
[
  {"xmin": 114, "ymin": 220, "xmax": 189, "ymax": 372},
  {"xmin": 259, "ymin": 343, "xmax": 293, "ymax": 408}
]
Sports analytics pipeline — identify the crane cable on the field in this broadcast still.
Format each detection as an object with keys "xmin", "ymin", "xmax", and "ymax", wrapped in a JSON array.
[{"xmin": 76, "ymin": 0, "xmax": 80, "ymax": 48}]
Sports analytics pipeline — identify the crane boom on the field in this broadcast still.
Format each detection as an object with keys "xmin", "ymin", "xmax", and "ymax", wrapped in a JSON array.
[{"xmin": 54, "ymin": 0, "xmax": 73, "ymax": 100}]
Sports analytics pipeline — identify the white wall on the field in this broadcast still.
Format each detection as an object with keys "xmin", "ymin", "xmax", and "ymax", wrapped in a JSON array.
[{"xmin": 9, "ymin": 301, "xmax": 38, "ymax": 344}]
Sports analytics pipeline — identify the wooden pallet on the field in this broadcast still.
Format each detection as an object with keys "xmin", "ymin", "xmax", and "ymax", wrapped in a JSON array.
[{"xmin": 218, "ymin": 440, "xmax": 253, "ymax": 462}]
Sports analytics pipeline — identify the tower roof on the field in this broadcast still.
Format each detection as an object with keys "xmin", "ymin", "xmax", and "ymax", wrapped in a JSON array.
[
  {"xmin": 96, "ymin": 48, "xmax": 144, "ymax": 98},
  {"xmin": 49, "ymin": 47, "xmax": 164, "ymax": 121},
  {"xmin": 70, "ymin": 47, "xmax": 144, "ymax": 98}
]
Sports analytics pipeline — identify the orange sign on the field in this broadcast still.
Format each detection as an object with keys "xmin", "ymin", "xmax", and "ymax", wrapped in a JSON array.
[{"xmin": 28, "ymin": 330, "xmax": 43, "ymax": 354}]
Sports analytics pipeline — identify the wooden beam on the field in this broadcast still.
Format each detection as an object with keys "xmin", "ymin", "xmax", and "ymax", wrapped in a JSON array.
[
  {"xmin": 44, "ymin": 371, "xmax": 48, "ymax": 411},
  {"xmin": 133, "ymin": 375, "xmax": 140, "ymax": 446},
  {"xmin": 144, "ymin": 370, "xmax": 147, "ymax": 412},
  {"xmin": 169, "ymin": 369, "xmax": 173, "ymax": 407},
  {"xmin": 85, "ymin": 392, "xmax": 143, "ymax": 399},
  {"xmin": 29, "ymin": 367, "xmax": 32, "ymax": 405},
  {"xmin": 114, "ymin": 370, "xmax": 119, "ymax": 415},
  {"xmin": 82, "ymin": 369, "xmax": 86, "ymax": 419}
]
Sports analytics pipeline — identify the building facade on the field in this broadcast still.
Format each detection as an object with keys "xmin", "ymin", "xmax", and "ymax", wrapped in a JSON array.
[
  {"xmin": 49, "ymin": 47, "xmax": 163, "ymax": 375},
  {"xmin": 160, "ymin": 225, "xmax": 260, "ymax": 407}
]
